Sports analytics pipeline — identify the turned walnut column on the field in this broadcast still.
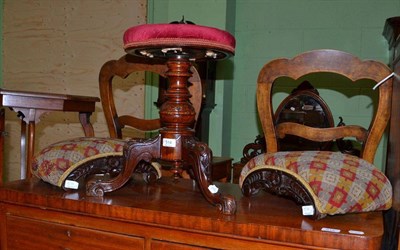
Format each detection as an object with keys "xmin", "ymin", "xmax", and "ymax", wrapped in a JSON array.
[{"xmin": 159, "ymin": 55, "xmax": 195, "ymax": 174}]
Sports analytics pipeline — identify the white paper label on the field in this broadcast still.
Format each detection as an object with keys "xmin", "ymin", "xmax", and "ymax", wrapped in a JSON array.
[
  {"xmin": 348, "ymin": 230, "xmax": 364, "ymax": 235},
  {"xmin": 162, "ymin": 138, "xmax": 176, "ymax": 147},
  {"xmin": 64, "ymin": 180, "xmax": 79, "ymax": 189},
  {"xmin": 208, "ymin": 185, "xmax": 219, "ymax": 194},
  {"xmin": 302, "ymin": 205, "xmax": 315, "ymax": 216},
  {"xmin": 321, "ymin": 227, "xmax": 341, "ymax": 233}
]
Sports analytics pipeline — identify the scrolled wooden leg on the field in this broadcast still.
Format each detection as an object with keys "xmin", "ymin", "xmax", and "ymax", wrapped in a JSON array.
[
  {"xmin": 183, "ymin": 137, "xmax": 236, "ymax": 215},
  {"xmin": 86, "ymin": 136, "xmax": 161, "ymax": 196},
  {"xmin": 134, "ymin": 161, "xmax": 162, "ymax": 184},
  {"xmin": 63, "ymin": 155, "xmax": 124, "ymax": 191},
  {"xmin": 240, "ymin": 167, "xmax": 323, "ymax": 219}
]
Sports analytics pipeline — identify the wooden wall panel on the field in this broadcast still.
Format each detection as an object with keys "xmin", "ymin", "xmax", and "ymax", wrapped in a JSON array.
[{"xmin": 3, "ymin": 0, "xmax": 147, "ymax": 181}]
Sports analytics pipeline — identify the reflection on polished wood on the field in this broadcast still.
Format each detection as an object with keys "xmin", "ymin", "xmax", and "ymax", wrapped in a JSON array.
[{"xmin": 0, "ymin": 178, "xmax": 383, "ymax": 249}]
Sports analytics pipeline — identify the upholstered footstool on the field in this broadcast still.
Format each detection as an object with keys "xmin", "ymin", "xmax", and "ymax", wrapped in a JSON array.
[
  {"xmin": 32, "ymin": 137, "xmax": 161, "ymax": 190},
  {"xmin": 239, "ymin": 151, "xmax": 392, "ymax": 219}
]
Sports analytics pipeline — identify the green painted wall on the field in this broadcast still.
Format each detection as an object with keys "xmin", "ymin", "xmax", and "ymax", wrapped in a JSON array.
[
  {"xmin": 231, "ymin": 0, "xmax": 400, "ymax": 169},
  {"xmin": 148, "ymin": 0, "xmax": 400, "ymax": 169}
]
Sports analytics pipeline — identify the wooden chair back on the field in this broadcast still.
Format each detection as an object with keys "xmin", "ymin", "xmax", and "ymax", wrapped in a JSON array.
[
  {"xmin": 257, "ymin": 49, "xmax": 393, "ymax": 163},
  {"xmin": 99, "ymin": 54, "xmax": 202, "ymax": 139}
]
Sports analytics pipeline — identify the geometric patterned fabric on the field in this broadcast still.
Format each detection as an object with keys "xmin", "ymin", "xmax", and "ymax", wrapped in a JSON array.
[
  {"xmin": 239, "ymin": 151, "xmax": 392, "ymax": 217},
  {"xmin": 32, "ymin": 137, "xmax": 125, "ymax": 187}
]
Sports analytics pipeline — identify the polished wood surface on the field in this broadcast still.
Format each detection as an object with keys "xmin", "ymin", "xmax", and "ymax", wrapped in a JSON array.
[
  {"xmin": 0, "ymin": 89, "xmax": 99, "ymax": 182},
  {"xmin": 0, "ymin": 177, "xmax": 383, "ymax": 249}
]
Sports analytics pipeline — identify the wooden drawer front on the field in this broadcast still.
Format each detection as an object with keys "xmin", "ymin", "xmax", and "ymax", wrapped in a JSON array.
[
  {"xmin": 151, "ymin": 239, "xmax": 209, "ymax": 249},
  {"xmin": 5, "ymin": 215, "xmax": 144, "ymax": 250}
]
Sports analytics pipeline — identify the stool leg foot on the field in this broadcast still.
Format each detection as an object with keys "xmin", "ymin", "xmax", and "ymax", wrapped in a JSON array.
[
  {"xmin": 86, "ymin": 136, "xmax": 161, "ymax": 196},
  {"xmin": 183, "ymin": 137, "xmax": 237, "ymax": 215}
]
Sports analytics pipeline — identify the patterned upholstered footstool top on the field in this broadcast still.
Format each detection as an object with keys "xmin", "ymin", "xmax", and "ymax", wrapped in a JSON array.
[
  {"xmin": 240, "ymin": 151, "xmax": 392, "ymax": 217},
  {"xmin": 32, "ymin": 137, "xmax": 126, "ymax": 188}
]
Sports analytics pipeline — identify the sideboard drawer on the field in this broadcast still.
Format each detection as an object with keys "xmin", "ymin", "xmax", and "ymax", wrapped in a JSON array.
[
  {"xmin": 151, "ymin": 239, "xmax": 209, "ymax": 249},
  {"xmin": 5, "ymin": 215, "xmax": 144, "ymax": 250}
]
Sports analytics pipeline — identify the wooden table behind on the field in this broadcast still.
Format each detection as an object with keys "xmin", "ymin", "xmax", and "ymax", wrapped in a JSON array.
[{"xmin": 0, "ymin": 177, "xmax": 383, "ymax": 249}]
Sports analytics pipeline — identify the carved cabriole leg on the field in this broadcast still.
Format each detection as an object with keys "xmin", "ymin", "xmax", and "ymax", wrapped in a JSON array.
[
  {"xmin": 86, "ymin": 136, "xmax": 161, "ymax": 196},
  {"xmin": 241, "ymin": 168, "xmax": 322, "ymax": 219},
  {"xmin": 183, "ymin": 137, "xmax": 237, "ymax": 215}
]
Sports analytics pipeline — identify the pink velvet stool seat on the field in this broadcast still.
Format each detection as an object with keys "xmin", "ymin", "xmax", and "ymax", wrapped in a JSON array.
[{"xmin": 123, "ymin": 23, "xmax": 235, "ymax": 60}]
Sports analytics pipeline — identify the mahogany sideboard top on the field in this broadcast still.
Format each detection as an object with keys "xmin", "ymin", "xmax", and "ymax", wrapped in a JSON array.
[{"xmin": 0, "ymin": 177, "xmax": 383, "ymax": 249}]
